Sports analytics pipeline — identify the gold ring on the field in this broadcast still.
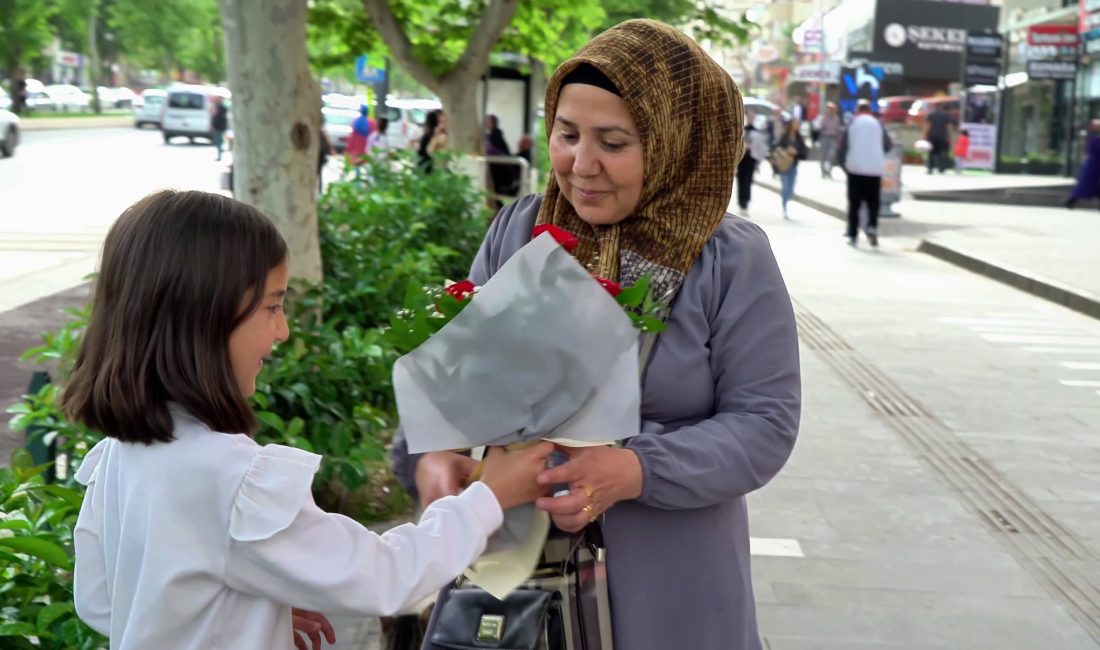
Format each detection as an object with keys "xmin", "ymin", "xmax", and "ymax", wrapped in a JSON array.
[
  {"xmin": 582, "ymin": 504, "xmax": 596, "ymax": 522},
  {"xmin": 582, "ymin": 485, "xmax": 595, "ymax": 500}
]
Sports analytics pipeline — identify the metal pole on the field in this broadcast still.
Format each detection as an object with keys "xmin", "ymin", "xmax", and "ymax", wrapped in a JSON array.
[{"xmin": 818, "ymin": 0, "xmax": 826, "ymax": 116}]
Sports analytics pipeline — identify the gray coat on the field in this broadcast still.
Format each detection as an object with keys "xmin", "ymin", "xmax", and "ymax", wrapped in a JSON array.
[{"xmin": 391, "ymin": 194, "xmax": 801, "ymax": 649}]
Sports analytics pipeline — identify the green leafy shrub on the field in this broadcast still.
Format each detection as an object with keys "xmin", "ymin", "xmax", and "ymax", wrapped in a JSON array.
[{"xmin": 0, "ymin": 449, "xmax": 105, "ymax": 649}]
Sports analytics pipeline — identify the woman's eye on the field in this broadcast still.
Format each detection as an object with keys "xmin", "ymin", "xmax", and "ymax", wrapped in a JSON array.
[
  {"xmin": 268, "ymin": 304, "xmax": 284, "ymax": 314},
  {"xmin": 602, "ymin": 142, "xmax": 626, "ymax": 152},
  {"xmin": 559, "ymin": 132, "xmax": 579, "ymax": 143}
]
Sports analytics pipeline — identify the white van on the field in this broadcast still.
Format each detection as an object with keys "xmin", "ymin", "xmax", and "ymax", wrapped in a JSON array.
[
  {"xmin": 381, "ymin": 98, "xmax": 441, "ymax": 150},
  {"xmin": 161, "ymin": 85, "xmax": 229, "ymax": 144}
]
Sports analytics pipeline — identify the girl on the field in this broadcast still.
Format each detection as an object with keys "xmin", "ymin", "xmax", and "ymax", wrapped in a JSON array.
[
  {"xmin": 63, "ymin": 189, "xmax": 553, "ymax": 650},
  {"xmin": 774, "ymin": 117, "xmax": 808, "ymax": 219}
]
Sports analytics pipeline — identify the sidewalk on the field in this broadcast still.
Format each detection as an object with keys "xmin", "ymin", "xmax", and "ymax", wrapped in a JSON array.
[{"xmin": 757, "ymin": 164, "xmax": 1100, "ymax": 321}]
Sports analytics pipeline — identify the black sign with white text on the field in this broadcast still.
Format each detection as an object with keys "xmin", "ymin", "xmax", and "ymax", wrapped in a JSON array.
[{"xmin": 873, "ymin": 0, "xmax": 1000, "ymax": 80}]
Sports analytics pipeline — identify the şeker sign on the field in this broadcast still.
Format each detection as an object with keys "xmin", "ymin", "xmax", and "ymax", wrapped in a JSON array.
[{"xmin": 873, "ymin": 0, "xmax": 999, "ymax": 80}]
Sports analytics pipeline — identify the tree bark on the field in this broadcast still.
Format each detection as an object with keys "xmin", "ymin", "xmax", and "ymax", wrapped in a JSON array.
[
  {"xmin": 361, "ymin": 0, "xmax": 520, "ymax": 154},
  {"xmin": 88, "ymin": 0, "xmax": 102, "ymax": 114},
  {"xmin": 219, "ymin": 0, "xmax": 322, "ymax": 284}
]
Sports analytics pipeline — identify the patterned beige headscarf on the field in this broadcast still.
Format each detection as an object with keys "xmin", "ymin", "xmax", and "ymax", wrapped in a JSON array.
[{"xmin": 536, "ymin": 19, "xmax": 744, "ymax": 302}]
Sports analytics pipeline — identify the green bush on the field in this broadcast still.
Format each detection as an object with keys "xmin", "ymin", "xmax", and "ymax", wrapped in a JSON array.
[{"xmin": 0, "ymin": 449, "xmax": 105, "ymax": 649}]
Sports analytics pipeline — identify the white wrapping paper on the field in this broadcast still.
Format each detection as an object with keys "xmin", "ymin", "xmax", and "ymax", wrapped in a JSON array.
[{"xmin": 392, "ymin": 232, "xmax": 641, "ymax": 598}]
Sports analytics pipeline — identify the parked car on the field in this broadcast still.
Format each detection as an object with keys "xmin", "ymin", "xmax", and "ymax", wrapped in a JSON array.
[
  {"xmin": 161, "ymin": 84, "xmax": 230, "ymax": 143},
  {"xmin": 0, "ymin": 87, "xmax": 10, "ymax": 110},
  {"xmin": 907, "ymin": 96, "xmax": 960, "ymax": 129},
  {"xmin": 321, "ymin": 106, "xmax": 360, "ymax": 153},
  {"xmin": 35, "ymin": 84, "xmax": 91, "ymax": 112},
  {"xmin": 98, "ymin": 86, "xmax": 137, "ymax": 109},
  {"xmin": 877, "ymin": 95, "xmax": 918, "ymax": 123},
  {"xmin": 133, "ymin": 89, "xmax": 167, "ymax": 128},
  {"xmin": 0, "ymin": 108, "xmax": 20, "ymax": 157}
]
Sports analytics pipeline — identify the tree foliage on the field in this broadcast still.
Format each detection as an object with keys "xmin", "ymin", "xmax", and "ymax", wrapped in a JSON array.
[{"xmin": 108, "ymin": 0, "xmax": 224, "ymax": 80}]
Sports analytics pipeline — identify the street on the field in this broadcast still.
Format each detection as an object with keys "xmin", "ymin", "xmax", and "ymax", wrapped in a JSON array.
[
  {"xmin": 2, "ymin": 129, "xmax": 1100, "ymax": 647},
  {"xmin": 0, "ymin": 126, "xmax": 229, "ymax": 314}
]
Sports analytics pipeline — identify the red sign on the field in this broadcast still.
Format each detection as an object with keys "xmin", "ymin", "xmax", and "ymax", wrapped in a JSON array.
[{"xmin": 1028, "ymin": 25, "xmax": 1079, "ymax": 46}]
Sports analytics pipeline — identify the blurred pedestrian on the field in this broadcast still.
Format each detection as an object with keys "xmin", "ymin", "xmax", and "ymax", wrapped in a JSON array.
[
  {"xmin": 211, "ymin": 96, "xmax": 229, "ymax": 161},
  {"xmin": 317, "ymin": 122, "xmax": 331, "ymax": 194},
  {"xmin": 366, "ymin": 116, "xmax": 390, "ymax": 154},
  {"xmin": 346, "ymin": 104, "xmax": 371, "ymax": 167},
  {"xmin": 1067, "ymin": 120, "xmax": 1100, "ymax": 209},
  {"xmin": 838, "ymin": 99, "xmax": 892, "ymax": 247},
  {"xmin": 485, "ymin": 114, "xmax": 519, "ymax": 201},
  {"xmin": 924, "ymin": 103, "xmax": 951, "ymax": 174},
  {"xmin": 418, "ymin": 109, "xmax": 448, "ymax": 173},
  {"xmin": 954, "ymin": 129, "xmax": 970, "ymax": 175},
  {"xmin": 516, "ymin": 133, "xmax": 533, "ymax": 163},
  {"xmin": 817, "ymin": 102, "xmax": 841, "ymax": 179},
  {"xmin": 736, "ymin": 118, "xmax": 768, "ymax": 217},
  {"xmin": 772, "ymin": 118, "xmax": 807, "ymax": 219}
]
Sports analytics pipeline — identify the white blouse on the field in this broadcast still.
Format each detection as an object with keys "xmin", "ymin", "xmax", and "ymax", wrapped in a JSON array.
[{"xmin": 73, "ymin": 408, "xmax": 502, "ymax": 650}]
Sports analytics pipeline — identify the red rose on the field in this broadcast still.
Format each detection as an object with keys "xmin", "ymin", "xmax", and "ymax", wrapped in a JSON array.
[
  {"xmin": 444, "ymin": 280, "xmax": 476, "ymax": 301},
  {"xmin": 595, "ymin": 277, "xmax": 622, "ymax": 297},
  {"xmin": 532, "ymin": 224, "xmax": 579, "ymax": 252}
]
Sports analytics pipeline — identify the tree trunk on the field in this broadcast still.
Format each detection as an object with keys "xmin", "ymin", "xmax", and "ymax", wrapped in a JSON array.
[
  {"xmin": 436, "ymin": 75, "xmax": 483, "ymax": 154},
  {"xmin": 88, "ymin": 0, "xmax": 102, "ymax": 114},
  {"xmin": 219, "ymin": 0, "xmax": 322, "ymax": 285}
]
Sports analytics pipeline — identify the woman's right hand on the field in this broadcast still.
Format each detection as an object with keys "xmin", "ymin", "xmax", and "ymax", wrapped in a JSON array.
[
  {"xmin": 414, "ymin": 451, "xmax": 479, "ymax": 510},
  {"xmin": 479, "ymin": 443, "xmax": 555, "ymax": 511}
]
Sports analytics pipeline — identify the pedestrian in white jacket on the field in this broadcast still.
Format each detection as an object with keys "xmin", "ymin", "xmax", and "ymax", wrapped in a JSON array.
[{"xmin": 837, "ymin": 100, "xmax": 893, "ymax": 247}]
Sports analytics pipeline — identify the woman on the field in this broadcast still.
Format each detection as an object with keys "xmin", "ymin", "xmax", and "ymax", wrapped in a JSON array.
[
  {"xmin": 392, "ymin": 19, "xmax": 800, "ymax": 650},
  {"xmin": 485, "ymin": 114, "xmax": 519, "ymax": 202},
  {"xmin": 346, "ymin": 104, "xmax": 372, "ymax": 165},
  {"xmin": 773, "ymin": 118, "xmax": 807, "ymax": 219},
  {"xmin": 417, "ymin": 109, "xmax": 448, "ymax": 172}
]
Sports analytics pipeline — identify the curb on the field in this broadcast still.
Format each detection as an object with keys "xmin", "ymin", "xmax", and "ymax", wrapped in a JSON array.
[
  {"xmin": 917, "ymin": 239, "xmax": 1100, "ymax": 322},
  {"xmin": 19, "ymin": 115, "xmax": 132, "ymax": 131}
]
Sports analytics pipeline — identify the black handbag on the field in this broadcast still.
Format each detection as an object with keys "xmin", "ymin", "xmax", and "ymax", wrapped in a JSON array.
[
  {"xmin": 430, "ymin": 587, "xmax": 564, "ymax": 650},
  {"xmin": 428, "ymin": 525, "xmax": 613, "ymax": 650}
]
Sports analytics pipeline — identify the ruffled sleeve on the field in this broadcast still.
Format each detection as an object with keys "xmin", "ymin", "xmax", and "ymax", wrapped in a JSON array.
[
  {"xmin": 229, "ymin": 444, "xmax": 322, "ymax": 542},
  {"xmin": 75, "ymin": 438, "xmax": 111, "ymax": 486}
]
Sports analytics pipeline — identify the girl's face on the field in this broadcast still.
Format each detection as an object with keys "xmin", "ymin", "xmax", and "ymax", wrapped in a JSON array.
[
  {"xmin": 228, "ymin": 259, "xmax": 290, "ymax": 397},
  {"xmin": 549, "ymin": 83, "xmax": 644, "ymax": 226}
]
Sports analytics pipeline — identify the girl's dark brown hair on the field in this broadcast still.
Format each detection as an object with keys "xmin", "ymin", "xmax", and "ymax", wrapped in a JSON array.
[{"xmin": 60, "ymin": 190, "xmax": 288, "ymax": 443}]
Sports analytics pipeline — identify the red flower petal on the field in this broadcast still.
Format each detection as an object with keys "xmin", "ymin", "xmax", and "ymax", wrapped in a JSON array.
[
  {"xmin": 444, "ymin": 280, "xmax": 476, "ymax": 301},
  {"xmin": 595, "ymin": 277, "xmax": 622, "ymax": 297},
  {"xmin": 532, "ymin": 224, "xmax": 579, "ymax": 252}
]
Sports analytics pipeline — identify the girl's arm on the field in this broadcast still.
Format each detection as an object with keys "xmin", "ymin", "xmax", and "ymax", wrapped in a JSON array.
[
  {"xmin": 224, "ymin": 446, "xmax": 502, "ymax": 617},
  {"xmin": 73, "ymin": 491, "xmax": 112, "ymax": 635}
]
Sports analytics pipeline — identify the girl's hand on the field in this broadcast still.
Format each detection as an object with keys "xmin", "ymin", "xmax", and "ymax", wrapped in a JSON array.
[
  {"xmin": 533, "ymin": 446, "xmax": 644, "ymax": 533},
  {"xmin": 414, "ymin": 452, "xmax": 479, "ymax": 509},
  {"xmin": 292, "ymin": 609, "xmax": 335, "ymax": 650},
  {"xmin": 480, "ymin": 442, "xmax": 556, "ymax": 511}
]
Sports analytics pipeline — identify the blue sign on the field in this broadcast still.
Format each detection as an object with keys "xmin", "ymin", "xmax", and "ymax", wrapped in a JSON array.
[{"xmin": 356, "ymin": 55, "xmax": 386, "ymax": 84}]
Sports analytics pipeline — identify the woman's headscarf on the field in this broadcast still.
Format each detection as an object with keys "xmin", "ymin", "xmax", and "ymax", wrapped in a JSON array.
[
  {"xmin": 535, "ymin": 19, "xmax": 744, "ymax": 303},
  {"xmin": 352, "ymin": 104, "xmax": 371, "ymax": 137}
]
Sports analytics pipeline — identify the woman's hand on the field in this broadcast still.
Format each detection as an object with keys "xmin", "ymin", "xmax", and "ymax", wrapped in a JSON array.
[
  {"xmin": 292, "ymin": 609, "xmax": 335, "ymax": 650},
  {"xmin": 533, "ymin": 446, "xmax": 644, "ymax": 533},
  {"xmin": 414, "ymin": 451, "xmax": 479, "ymax": 509}
]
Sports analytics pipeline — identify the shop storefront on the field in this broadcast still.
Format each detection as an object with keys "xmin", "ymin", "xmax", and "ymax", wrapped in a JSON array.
[{"xmin": 998, "ymin": 18, "xmax": 1078, "ymax": 175}]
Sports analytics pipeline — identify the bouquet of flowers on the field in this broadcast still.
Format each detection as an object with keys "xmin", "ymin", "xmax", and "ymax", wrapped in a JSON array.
[{"xmin": 385, "ymin": 225, "xmax": 666, "ymax": 597}]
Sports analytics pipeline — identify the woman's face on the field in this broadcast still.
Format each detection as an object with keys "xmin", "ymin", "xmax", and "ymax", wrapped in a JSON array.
[{"xmin": 549, "ymin": 83, "xmax": 644, "ymax": 226}]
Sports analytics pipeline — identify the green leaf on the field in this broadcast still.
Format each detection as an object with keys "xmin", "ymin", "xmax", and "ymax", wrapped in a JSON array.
[
  {"xmin": 0, "ymin": 537, "xmax": 72, "ymax": 567},
  {"xmin": 255, "ymin": 411, "xmax": 286, "ymax": 433},
  {"xmin": 0, "ymin": 623, "xmax": 38, "ymax": 637},
  {"xmin": 37, "ymin": 602, "xmax": 74, "ymax": 632}
]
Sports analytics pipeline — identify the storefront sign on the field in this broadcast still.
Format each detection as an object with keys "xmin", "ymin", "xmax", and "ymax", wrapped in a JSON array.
[
  {"xmin": 959, "ymin": 123, "xmax": 996, "ymax": 170},
  {"xmin": 1028, "ymin": 25, "xmax": 1078, "ymax": 47},
  {"xmin": 789, "ymin": 62, "xmax": 841, "ymax": 84},
  {"xmin": 1027, "ymin": 60, "xmax": 1078, "ymax": 80},
  {"xmin": 964, "ymin": 62, "xmax": 1000, "ymax": 86},
  {"xmin": 1081, "ymin": 0, "xmax": 1100, "ymax": 37},
  {"xmin": 966, "ymin": 33, "xmax": 1003, "ymax": 59},
  {"xmin": 873, "ymin": 0, "xmax": 1000, "ymax": 80},
  {"xmin": 881, "ymin": 142, "xmax": 903, "ymax": 205}
]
